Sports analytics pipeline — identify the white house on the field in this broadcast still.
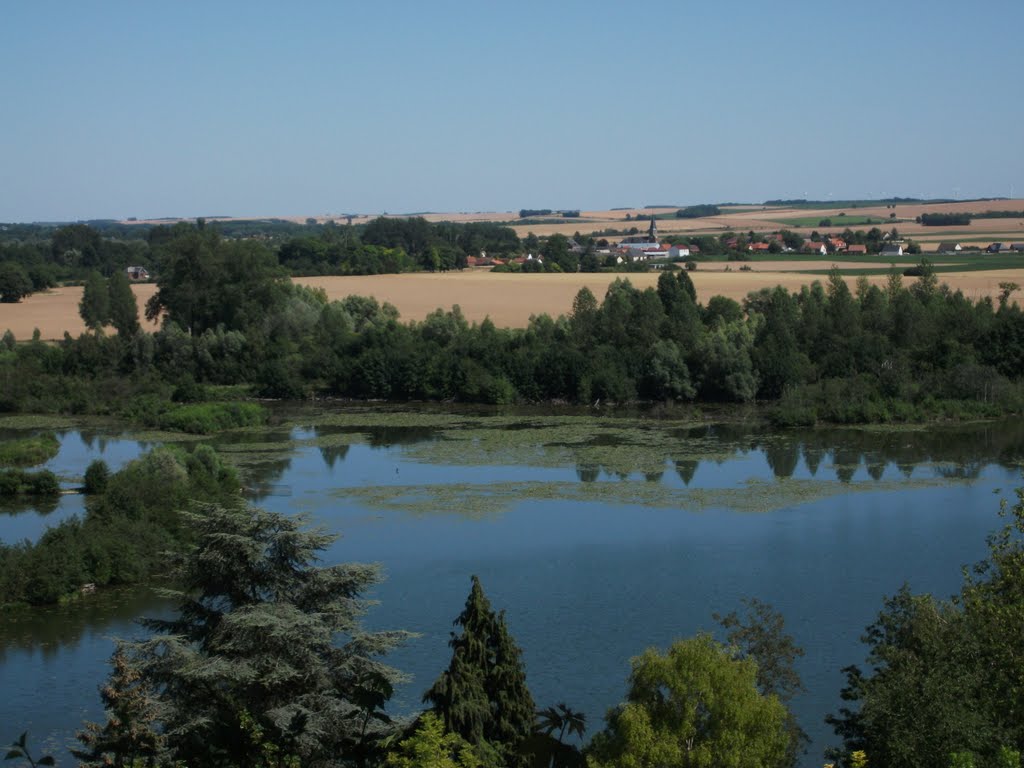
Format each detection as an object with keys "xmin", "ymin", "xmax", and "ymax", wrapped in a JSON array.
[
  {"xmin": 126, "ymin": 266, "xmax": 150, "ymax": 280},
  {"xmin": 669, "ymin": 244, "xmax": 691, "ymax": 259}
]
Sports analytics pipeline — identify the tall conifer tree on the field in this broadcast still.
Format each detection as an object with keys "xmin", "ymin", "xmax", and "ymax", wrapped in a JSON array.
[
  {"xmin": 79, "ymin": 270, "xmax": 110, "ymax": 331},
  {"xmin": 133, "ymin": 502, "xmax": 409, "ymax": 766},
  {"xmin": 107, "ymin": 269, "xmax": 140, "ymax": 337},
  {"xmin": 425, "ymin": 575, "xmax": 535, "ymax": 768}
]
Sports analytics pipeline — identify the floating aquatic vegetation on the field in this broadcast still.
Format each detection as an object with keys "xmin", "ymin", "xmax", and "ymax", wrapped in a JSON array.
[
  {"xmin": 120, "ymin": 430, "xmax": 207, "ymax": 444},
  {"xmin": 334, "ymin": 474, "xmax": 969, "ymax": 519},
  {"xmin": 0, "ymin": 415, "xmax": 86, "ymax": 430}
]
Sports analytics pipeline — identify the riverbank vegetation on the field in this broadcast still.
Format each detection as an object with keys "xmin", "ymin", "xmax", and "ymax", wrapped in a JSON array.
[
  {"xmin": 0, "ymin": 432, "xmax": 59, "ymax": 467},
  {"xmin": 0, "ymin": 445, "xmax": 238, "ymax": 606}
]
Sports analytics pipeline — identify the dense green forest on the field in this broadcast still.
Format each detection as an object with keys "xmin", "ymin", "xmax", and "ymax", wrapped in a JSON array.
[{"xmin": 2, "ymin": 221, "xmax": 1024, "ymax": 424}]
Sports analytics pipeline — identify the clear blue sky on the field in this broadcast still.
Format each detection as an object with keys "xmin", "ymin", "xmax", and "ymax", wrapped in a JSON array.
[{"xmin": 2, "ymin": 0, "xmax": 1022, "ymax": 222}]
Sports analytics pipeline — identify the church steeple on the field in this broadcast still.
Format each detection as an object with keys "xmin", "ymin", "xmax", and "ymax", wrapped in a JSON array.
[{"xmin": 648, "ymin": 215, "xmax": 658, "ymax": 241}]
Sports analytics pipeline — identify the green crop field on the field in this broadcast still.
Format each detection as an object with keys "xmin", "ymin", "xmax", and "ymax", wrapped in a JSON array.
[
  {"xmin": 770, "ymin": 215, "xmax": 896, "ymax": 228},
  {"xmin": 797, "ymin": 253, "xmax": 1022, "ymax": 276}
]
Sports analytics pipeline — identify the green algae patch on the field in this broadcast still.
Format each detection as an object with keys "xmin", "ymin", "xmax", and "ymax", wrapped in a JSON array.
[
  {"xmin": 276, "ymin": 409, "xmax": 736, "ymax": 475},
  {"xmin": 121, "ymin": 430, "xmax": 208, "ymax": 444},
  {"xmin": 216, "ymin": 440, "xmax": 298, "ymax": 454},
  {"xmin": 334, "ymin": 475, "xmax": 967, "ymax": 519},
  {"xmin": 402, "ymin": 429, "xmax": 736, "ymax": 476},
  {"xmin": 281, "ymin": 409, "xmax": 472, "ymax": 431},
  {"xmin": 0, "ymin": 415, "xmax": 82, "ymax": 431}
]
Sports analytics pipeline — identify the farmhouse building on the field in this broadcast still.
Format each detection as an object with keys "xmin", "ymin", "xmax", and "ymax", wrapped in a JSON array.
[
  {"xmin": 618, "ymin": 236, "xmax": 659, "ymax": 251},
  {"xmin": 669, "ymin": 244, "xmax": 691, "ymax": 259},
  {"xmin": 803, "ymin": 242, "xmax": 827, "ymax": 256},
  {"xmin": 126, "ymin": 266, "xmax": 149, "ymax": 280},
  {"xmin": 880, "ymin": 244, "xmax": 904, "ymax": 257},
  {"xmin": 936, "ymin": 242, "xmax": 962, "ymax": 253},
  {"xmin": 847, "ymin": 244, "xmax": 867, "ymax": 254}
]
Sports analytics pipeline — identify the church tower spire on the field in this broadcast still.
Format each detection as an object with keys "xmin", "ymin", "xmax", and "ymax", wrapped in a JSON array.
[{"xmin": 648, "ymin": 214, "xmax": 658, "ymax": 242}]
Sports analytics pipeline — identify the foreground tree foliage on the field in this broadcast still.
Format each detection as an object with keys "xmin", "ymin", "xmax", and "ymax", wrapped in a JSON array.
[
  {"xmin": 586, "ymin": 633, "xmax": 790, "ymax": 768},
  {"xmin": 132, "ymin": 502, "xmax": 410, "ymax": 767},
  {"xmin": 715, "ymin": 598, "xmax": 808, "ymax": 767},
  {"xmin": 532, "ymin": 704, "xmax": 587, "ymax": 768},
  {"xmin": 425, "ymin": 575, "xmax": 536, "ymax": 768},
  {"xmin": 384, "ymin": 712, "xmax": 482, "ymax": 768},
  {"xmin": 73, "ymin": 645, "xmax": 165, "ymax": 767},
  {"xmin": 828, "ymin": 490, "xmax": 1024, "ymax": 768}
]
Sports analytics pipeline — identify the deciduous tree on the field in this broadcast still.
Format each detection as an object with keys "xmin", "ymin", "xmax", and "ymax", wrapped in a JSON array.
[
  {"xmin": 80, "ymin": 271, "xmax": 110, "ymax": 332},
  {"xmin": 587, "ymin": 634, "xmax": 789, "ymax": 768},
  {"xmin": 107, "ymin": 269, "xmax": 140, "ymax": 337}
]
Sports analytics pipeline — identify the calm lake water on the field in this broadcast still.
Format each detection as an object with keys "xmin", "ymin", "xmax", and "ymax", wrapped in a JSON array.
[{"xmin": 2, "ymin": 411, "xmax": 1023, "ymax": 766}]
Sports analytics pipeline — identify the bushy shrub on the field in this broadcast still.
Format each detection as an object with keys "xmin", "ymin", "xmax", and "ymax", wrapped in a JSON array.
[
  {"xmin": 158, "ymin": 402, "xmax": 267, "ymax": 434},
  {"xmin": 0, "ymin": 468, "xmax": 60, "ymax": 497},
  {"xmin": 83, "ymin": 459, "xmax": 110, "ymax": 494}
]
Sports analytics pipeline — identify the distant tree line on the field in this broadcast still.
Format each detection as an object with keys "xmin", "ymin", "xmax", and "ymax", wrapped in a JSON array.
[
  {"xmin": 918, "ymin": 213, "xmax": 972, "ymax": 226},
  {"xmin": 765, "ymin": 197, "xmax": 939, "ymax": 207},
  {"xmin": 973, "ymin": 210, "xmax": 1024, "ymax": 219},
  {"xmin": 676, "ymin": 204, "xmax": 722, "ymax": 218},
  {"xmin": 0, "ymin": 217, "xmax": 532, "ymax": 301},
  {"xmin": 518, "ymin": 209, "xmax": 552, "ymax": 218}
]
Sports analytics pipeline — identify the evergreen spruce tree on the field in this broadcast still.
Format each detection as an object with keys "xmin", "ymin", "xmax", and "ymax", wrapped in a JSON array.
[
  {"xmin": 79, "ymin": 270, "xmax": 110, "ymax": 332},
  {"xmin": 132, "ymin": 502, "xmax": 410, "ymax": 767},
  {"xmin": 107, "ymin": 269, "xmax": 141, "ymax": 337},
  {"xmin": 424, "ymin": 575, "xmax": 535, "ymax": 768}
]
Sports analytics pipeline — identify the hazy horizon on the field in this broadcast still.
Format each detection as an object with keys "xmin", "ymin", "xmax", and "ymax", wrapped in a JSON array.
[
  {"xmin": 6, "ymin": 194, "xmax": 1023, "ymax": 227},
  {"xmin": 3, "ymin": 0, "xmax": 1022, "ymax": 223}
]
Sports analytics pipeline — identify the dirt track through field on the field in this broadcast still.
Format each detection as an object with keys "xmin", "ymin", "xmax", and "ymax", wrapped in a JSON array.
[{"xmin": 4, "ymin": 268, "xmax": 1024, "ymax": 341}]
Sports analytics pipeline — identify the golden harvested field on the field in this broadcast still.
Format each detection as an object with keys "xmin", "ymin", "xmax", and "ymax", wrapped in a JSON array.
[
  {"xmin": 295, "ymin": 268, "xmax": 1024, "ymax": 326},
  {"xmin": 0, "ymin": 284, "xmax": 160, "ymax": 341},
  {"xmin": 5, "ymin": 267, "xmax": 1024, "ymax": 341}
]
